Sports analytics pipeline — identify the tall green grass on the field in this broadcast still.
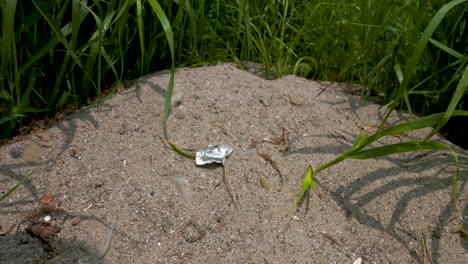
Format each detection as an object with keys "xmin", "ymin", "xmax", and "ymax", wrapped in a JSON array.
[{"xmin": 1, "ymin": 1, "xmax": 466, "ymax": 139}]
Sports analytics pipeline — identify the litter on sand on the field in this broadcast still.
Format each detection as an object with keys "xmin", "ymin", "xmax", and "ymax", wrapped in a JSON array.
[{"xmin": 195, "ymin": 144, "xmax": 233, "ymax": 165}]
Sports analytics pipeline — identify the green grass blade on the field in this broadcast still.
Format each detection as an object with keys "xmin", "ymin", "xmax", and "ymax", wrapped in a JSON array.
[
  {"xmin": 147, "ymin": 0, "xmax": 195, "ymax": 159},
  {"xmin": 394, "ymin": 63, "xmax": 404, "ymax": 85},
  {"xmin": 429, "ymin": 38, "xmax": 466, "ymax": 60},
  {"xmin": 365, "ymin": 37, "xmax": 400, "ymax": 84},
  {"xmin": 425, "ymin": 65, "xmax": 468, "ymax": 140},
  {"xmin": 1, "ymin": 0, "xmax": 19, "ymax": 103},
  {"xmin": 101, "ymin": 46, "xmax": 120, "ymax": 82},
  {"xmin": 31, "ymin": 0, "xmax": 96, "ymax": 90},
  {"xmin": 21, "ymin": 23, "xmax": 72, "ymax": 71},
  {"xmin": 48, "ymin": 0, "xmax": 84, "ymax": 106},
  {"xmin": 0, "ymin": 89, "xmax": 12, "ymax": 101},
  {"xmin": 136, "ymin": 0, "xmax": 145, "ymax": 74},
  {"xmin": 290, "ymin": 166, "xmax": 316, "ymax": 217},
  {"xmin": 351, "ymin": 129, "xmax": 367, "ymax": 149},
  {"xmin": 0, "ymin": 114, "xmax": 25, "ymax": 125},
  {"xmin": 77, "ymin": 1, "xmax": 108, "ymax": 99},
  {"xmin": 378, "ymin": 0, "xmax": 467, "ymax": 130},
  {"xmin": 183, "ymin": 0, "xmax": 197, "ymax": 50},
  {"xmin": 238, "ymin": 0, "xmax": 253, "ymax": 60},
  {"xmin": 395, "ymin": 0, "xmax": 468, "ymax": 108},
  {"xmin": 367, "ymin": 110, "xmax": 468, "ymax": 145},
  {"xmin": 147, "ymin": 0, "xmax": 175, "ymax": 61},
  {"xmin": 0, "ymin": 171, "xmax": 34, "ymax": 202},
  {"xmin": 347, "ymin": 140, "xmax": 448, "ymax": 159},
  {"xmin": 147, "ymin": 0, "xmax": 174, "ymax": 139}
]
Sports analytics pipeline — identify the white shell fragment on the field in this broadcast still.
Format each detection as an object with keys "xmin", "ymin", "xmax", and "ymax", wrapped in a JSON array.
[
  {"xmin": 171, "ymin": 92, "xmax": 184, "ymax": 108},
  {"xmin": 173, "ymin": 177, "xmax": 192, "ymax": 206},
  {"xmin": 196, "ymin": 144, "xmax": 233, "ymax": 165}
]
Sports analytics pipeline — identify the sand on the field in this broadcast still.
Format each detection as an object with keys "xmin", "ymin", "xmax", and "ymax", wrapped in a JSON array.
[{"xmin": 1, "ymin": 63, "xmax": 467, "ymax": 263}]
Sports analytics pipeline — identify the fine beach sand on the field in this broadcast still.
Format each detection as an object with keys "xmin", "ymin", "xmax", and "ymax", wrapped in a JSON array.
[{"xmin": 1, "ymin": 63, "xmax": 467, "ymax": 263}]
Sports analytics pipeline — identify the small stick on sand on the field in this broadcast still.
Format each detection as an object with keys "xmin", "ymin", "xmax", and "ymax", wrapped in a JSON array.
[
  {"xmin": 321, "ymin": 231, "xmax": 343, "ymax": 247},
  {"xmin": 223, "ymin": 163, "xmax": 239, "ymax": 210},
  {"xmin": 257, "ymin": 151, "xmax": 284, "ymax": 190}
]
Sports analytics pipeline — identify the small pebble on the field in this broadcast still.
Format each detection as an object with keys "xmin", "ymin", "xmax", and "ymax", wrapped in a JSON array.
[
  {"xmin": 70, "ymin": 216, "xmax": 85, "ymax": 225},
  {"xmin": 40, "ymin": 193, "xmax": 54, "ymax": 205},
  {"xmin": 173, "ymin": 177, "xmax": 192, "ymax": 206},
  {"xmin": 10, "ymin": 146, "xmax": 22, "ymax": 159},
  {"xmin": 244, "ymin": 152, "xmax": 254, "ymax": 158},
  {"xmin": 259, "ymin": 176, "xmax": 271, "ymax": 192}
]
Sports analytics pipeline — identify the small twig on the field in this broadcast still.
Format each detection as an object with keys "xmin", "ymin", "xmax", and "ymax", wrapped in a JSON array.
[
  {"xmin": 0, "ymin": 224, "xmax": 16, "ymax": 236},
  {"xmin": 257, "ymin": 151, "xmax": 284, "ymax": 190},
  {"xmin": 45, "ymin": 256, "xmax": 64, "ymax": 264},
  {"xmin": 321, "ymin": 231, "xmax": 343, "ymax": 247},
  {"xmin": 223, "ymin": 164, "xmax": 239, "ymax": 210},
  {"xmin": 313, "ymin": 81, "xmax": 334, "ymax": 101},
  {"xmin": 278, "ymin": 126, "xmax": 290, "ymax": 153},
  {"xmin": 261, "ymin": 127, "xmax": 290, "ymax": 152},
  {"xmin": 211, "ymin": 121, "xmax": 238, "ymax": 142},
  {"xmin": 421, "ymin": 232, "xmax": 432, "ymax": 264}
]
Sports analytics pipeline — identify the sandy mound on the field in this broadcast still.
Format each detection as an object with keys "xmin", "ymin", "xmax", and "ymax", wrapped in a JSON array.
[{"xmin": 1, "ymin": 64, "xmax": 467, "ymax": 263}]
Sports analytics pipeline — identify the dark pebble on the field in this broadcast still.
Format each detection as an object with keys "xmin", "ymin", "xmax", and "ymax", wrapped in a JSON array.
[{"xmin": 10, "ymin": 146, "xmax": 22, "ymax": 159}]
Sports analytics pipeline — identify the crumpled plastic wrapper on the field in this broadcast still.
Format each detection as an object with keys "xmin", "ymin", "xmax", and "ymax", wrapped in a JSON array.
[{"xmin": 196, "ymin": 144, "xmax": 233, "ymax": 165}]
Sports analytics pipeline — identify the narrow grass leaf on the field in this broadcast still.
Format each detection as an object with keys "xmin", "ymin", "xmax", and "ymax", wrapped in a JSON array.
[
  {"xmin": 365, "ymin": 37, "xmax": 400, "ymax": 83},
  {"xmin": 182, "ymin": 0, "xmax": 197, "ymax": 50},
  {"xmin": 147, "ymin": 0, "xmax": 195, "ymax": 159},
  {"xmin": 1, "ymin": 0, "xmax": 19, "ymax": 101},
  {"xmin": 425, "ymin": 65, "xmax": 468, "ymax": 140},
  {"xmin": 394, "ymin": 63, "xmax": 403, "ymax": 85},
  {"xmin": 351, "ymin": 130, "xmax": 367, "ymax": 149},
  {"xmin": 396, "ymin": 0, "xmax": 467, "ymax": 105},
  {"xmin": 347, "ymin": 140, "xmax": 450, "ymax": 159},
  {"xmin": 0, "ymin": 89, "xmax": 12, "ymax": 101},
  {"xmin": 290, "ymin": 166, "xmax": 316, "ymax": 217},
  {"xmin": 0, "ymin": 114, "xmax": 25, "ymax": 125},
  {"xmin": 136, "ymin": 0, "xmax": 145, "ymax": 73},
  {"xmin": 370, "ymin": 110, "xmax": 468, "ymax": 143},
  {"xmin": 21, "ymin": 23, "xmax": 72, "ymax": 71},
  {"xmin": 378, "ymin": 0, "xmax": 467, "ymax": 129},
  {"xmin": 429, "ymin": 38, "xmax": 466, "ymax": 60},
  {"xmin": 77, "ymin": 1, "xmax": 107, "ymax": 98},
  {"xmin": 32, "ymin": 0, "xmax": 96, "ymax": 89},
  {"xmin": 100, "ymin": 46, "xmax": 120, "ymax": 81},
  {"xmin": 0, "ymin": 172, "xmax": 34, "ymax": 202},
  {"xmin": 148, "ymin": 0, "xmax": 175, "ymax": 60}
]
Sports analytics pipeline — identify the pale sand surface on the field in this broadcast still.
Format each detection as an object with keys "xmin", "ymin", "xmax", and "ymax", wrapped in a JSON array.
[{"xmin": 1, "ymin": 63, "xmax": 467, "ymax": 263}]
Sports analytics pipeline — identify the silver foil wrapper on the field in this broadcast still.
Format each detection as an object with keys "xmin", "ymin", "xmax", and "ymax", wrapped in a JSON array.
[{"xmin": 196, "ymin": 144, "xmax": 233, "ymax": 165}]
